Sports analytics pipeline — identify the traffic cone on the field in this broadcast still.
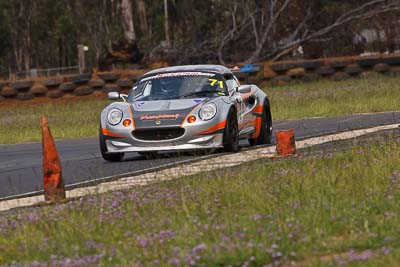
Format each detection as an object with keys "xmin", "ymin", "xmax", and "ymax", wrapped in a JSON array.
[
  {"xmin": 41, "ymin": 115, "xmax": 66, "ymax": 202},
  {"xmin": 276, "ymin": 129, "xmax": 296, "ymax": 156}
]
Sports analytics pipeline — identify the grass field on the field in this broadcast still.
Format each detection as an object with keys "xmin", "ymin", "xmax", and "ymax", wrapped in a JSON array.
[
  {"xmin": 1, "ymin": 74, "xmax": 400, "ymax": 144},
  {"xmin": 268, "ymin": 74, "xmax": 400, "ymax": 120},
  {"xmin": 1, "ymin": 131, "xmax": 399, "ymax": 266}
]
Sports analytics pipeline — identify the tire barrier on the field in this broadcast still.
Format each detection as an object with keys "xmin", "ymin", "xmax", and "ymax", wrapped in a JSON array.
[
  {"xmin": 11, "ymin": 80, "xmax": 34, "ymax": 92},
  {"xmin": 331, "ymin": 72, "xmax": 351, "ymax": 81},
  {"xmin": 41, "ymin": 78, "xmax": 64, "ymax": 87},
  {"xmin": 2, "ymin": 53, "xmax": 400, "ymax": 101},
  {"xmin": 30, "ymin": 84, "xmax": 48, "ymax": 96},
  {"xmin": 74, "ymin": 85, "xmax": 94, "ymax": 96},
  {"xmin": 344, "ymin": 64, "xmax": 363, "ymax": 76},
  {"xmin": 88, "ymin": 79, "xmax": 105, "ymax": 88},
  {"xmin": 46, "ymin": 89, "xmax": 64, "ymax": 99},
  {"xmin": 328, "ymin": 59, "xmax": 352, "ymax": 69},
  {"xmin": 373, "ymin": 63, "xmax": 390, "ymax": 73},
  {"xmin": 16, "ymin": 92, "xmax": 34, "ymax": 101},
  {"xmin": 297, "ymin": 60, "xmax": 322, "ymax": 70},
  {"xmin": 1, "ymin": 86, "xmax": 17, "ymax": 97},
  {"xmin": 287, "ymin": 67, "xmax": 306, "ymax": 78},
  {"xmin": 103, "ymin": 84, "xmax": 121, "ymax": 93},
  {"xmin": 68, "ymin": 73, "xmax": 92, "ymax": 84},
  {"xmin": 356, "ymin": 57, "xmax": 381, "ymax": 67},
  {"xmin": 316, "ymin": 66, "xmax": 335, "ymax": 76},
  {"xmin": 59, "ymin": 82, "xmax": 76, "ymax": 92},
  {"xmin": 98, "ymin": 73, "xmax": 120, "ymax": 82}
]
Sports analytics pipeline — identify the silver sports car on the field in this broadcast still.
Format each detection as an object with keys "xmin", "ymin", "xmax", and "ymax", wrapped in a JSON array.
[{"xmin": 99, "ymin": 65, "xmax": 272, "ymax": 161}]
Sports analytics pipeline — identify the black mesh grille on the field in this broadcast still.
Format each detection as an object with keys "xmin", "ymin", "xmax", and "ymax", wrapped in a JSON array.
[{"xmin": 133, "ymin": 128, "xmax": 185, "ymax": 141}]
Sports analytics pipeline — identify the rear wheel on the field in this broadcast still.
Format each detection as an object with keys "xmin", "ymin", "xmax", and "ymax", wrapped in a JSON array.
[
  {"xmin": 99, "ymin": 126, "xmax": 124, "ymax": 162},
  {"xmin": 249, "ymin": 104, "xmax": 272, "ymax": 146},
  {"xmin": 223, "ymin": 109, "xmax": 239, "ymax": 152}
]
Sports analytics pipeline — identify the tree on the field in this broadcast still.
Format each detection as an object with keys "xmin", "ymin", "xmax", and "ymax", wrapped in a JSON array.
[
  {"xmin": 217, "ymin": 0, "xmax": 400, "ymax": 64},
  {"xmin": 7, "ymin": 0, "xmax": 34, "ymax": 71},
  {"xmin": 163, "ymin": 0, "xmax": 171, "ymax": 48},
  {"xmin": 121, "ymin": 0, "xmax": 136, "ymax": 45}
]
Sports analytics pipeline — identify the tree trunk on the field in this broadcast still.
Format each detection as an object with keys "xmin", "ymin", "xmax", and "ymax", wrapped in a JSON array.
[
  {"xmin": 121, "ymin": 0, "xmax": 136, "ymax": 45},
  {"xmin": 136, "ymin": 0, "xmax": 148, "ymax": 36},
  {"xmin": 164, "ymin": 0, "xmax": 171, "ymax": 47},
  {"xmin": 8, "ymin": 0, "xmax": 33, "ymax": 72}
]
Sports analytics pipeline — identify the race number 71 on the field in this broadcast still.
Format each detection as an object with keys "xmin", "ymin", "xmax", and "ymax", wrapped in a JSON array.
[{"xmin": 209, "ymin": 78, "xmax": 224, "ymax": 89}]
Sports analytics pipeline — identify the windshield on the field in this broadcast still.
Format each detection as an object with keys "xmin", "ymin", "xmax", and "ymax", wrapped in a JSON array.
[{"xmin": 128, "ymin": 72, "xmax": 228, "ymax": 101}]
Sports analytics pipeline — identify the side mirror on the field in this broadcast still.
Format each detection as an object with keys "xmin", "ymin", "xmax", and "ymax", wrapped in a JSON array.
[
  {"xmin": 108, "ymin": 92, "xmax": 120, "ymax": 100},
  {"xmin": 237, "ymin": 85, "xmax": 252, "ymax": 94}
]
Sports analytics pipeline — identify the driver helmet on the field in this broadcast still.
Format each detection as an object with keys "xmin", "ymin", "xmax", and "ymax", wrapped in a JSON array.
[{"xmin": 158, "ymin": 78, "xmax": 178, "ymax": 97}]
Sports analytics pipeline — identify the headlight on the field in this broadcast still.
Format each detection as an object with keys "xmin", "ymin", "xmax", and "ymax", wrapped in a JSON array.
[
  {"xmin": 107, "ymin": 109, "xmax": 123, "ymax": 125},
  {"xmin": 199, "ymin": 103, "xmax": 217, "ymax": 121}
]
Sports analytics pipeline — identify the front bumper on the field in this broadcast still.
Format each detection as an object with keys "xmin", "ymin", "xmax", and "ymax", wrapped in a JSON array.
[{"xmin": 106, "ymin": 133, "xmax": 224, "ymax": 153}]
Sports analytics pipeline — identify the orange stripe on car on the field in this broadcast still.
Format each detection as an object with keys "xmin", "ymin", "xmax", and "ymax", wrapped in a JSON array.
[
  {"xmin": 102, "ymin": 128, "xmax": 123, "ymax": 137},
  {"xmin": 251, "ymin": 105, "xmax": 263, "ymax": 138},
  {"xmin": 128, "ymin": 104, "xmax": 136, "ymax": 130},
  {"xmin": 252, "ymin": 105, "xmax": 263, "ymax": 113},
  {"xmin": 252, "ymin": 117, "xmax": 262, "ymax": 139},
  {"xmin": 197, "ymin": 120, "xmax": 226, "ymax": 135}
]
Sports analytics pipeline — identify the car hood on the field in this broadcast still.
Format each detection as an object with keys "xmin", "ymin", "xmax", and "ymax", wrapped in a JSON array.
[{"xmin": 131, "ymin": 99, "xmax": 205, "ymax": 129}]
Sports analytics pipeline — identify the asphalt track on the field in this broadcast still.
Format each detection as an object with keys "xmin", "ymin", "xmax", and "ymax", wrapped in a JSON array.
[{"xmin": 1, "ymin": 111, "xmax": 399, "ymax": 199}]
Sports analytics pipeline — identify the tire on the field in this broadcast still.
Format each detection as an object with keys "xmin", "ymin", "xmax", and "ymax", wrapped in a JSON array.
[
  {"xmin": 223, "ymin": 109, "xmax": 239, "ymax": 152},
  {"xmin": 41, "ymin": 78, "xmax": 64, "ymax": 87},
  {"xmin": 297, "ymin": 60, "xmax": 321, "ymax": 70},
  {"xmin": 249, "ymin": 104, "xmax": 272, "ymax": 146},
  {"xmin": 11, "ymin": 80, "xmax": 34, "ymax": 91},
  {"xmin": 99, "ymin": 126, "xmax": 124, "ymax": 162},
  {"xmin": 98, "ymin": 73, "xmax": 120, "ymax": 82},
  {"xmin": 69, "ymin": 73, "xmax": 92, "ymax": 84}
]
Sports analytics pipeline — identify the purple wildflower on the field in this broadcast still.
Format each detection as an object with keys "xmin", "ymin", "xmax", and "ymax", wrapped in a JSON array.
[{"xmin": 192, "ymin": 243, "xmax": 207, "ymax": 254}]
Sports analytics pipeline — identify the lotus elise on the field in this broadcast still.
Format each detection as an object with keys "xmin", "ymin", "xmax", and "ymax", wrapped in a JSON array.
[{"xmin": 99, "ymin": 65, "xmax": 272, "ymax": 161}]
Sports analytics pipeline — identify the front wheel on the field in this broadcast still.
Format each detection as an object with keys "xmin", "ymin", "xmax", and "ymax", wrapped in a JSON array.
[
  {"xmin": 249, "ymin": 105, "xmax": 272, "ymax": 146},
  {"xmin": 223, "ymin": 109, "xmax": 239, "ymax": 152},
  {"xmin": 99, "ymin": 126, "xmax": 124, "ymax": 162}
]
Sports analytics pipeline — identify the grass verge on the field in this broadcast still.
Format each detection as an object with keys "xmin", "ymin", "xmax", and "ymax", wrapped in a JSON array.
[
  {"xmin": 268, "ymin": 74, "xmax": 400, "ymax": 120},
  {"xmin": 1, "ymin": 130, "xmax": 399, "ymax": 266},
  {"xmin": 0, "ymin": 96, "xmax": 111, "ymax": 144},
  {"xmin": 1, "ymin": 74, "xmax": 400, "ymax": 144}
]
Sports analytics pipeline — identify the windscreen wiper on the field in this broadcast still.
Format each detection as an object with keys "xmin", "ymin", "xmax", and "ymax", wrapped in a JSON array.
[{"xmin": 177, "ymin": 90, "xmax": 225, "ymax": 98}]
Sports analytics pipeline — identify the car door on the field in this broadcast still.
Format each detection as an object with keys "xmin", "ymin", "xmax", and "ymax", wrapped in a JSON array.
[{"xmin": 225, "ymin": 75, "xmax": 245, "ymax": 124}]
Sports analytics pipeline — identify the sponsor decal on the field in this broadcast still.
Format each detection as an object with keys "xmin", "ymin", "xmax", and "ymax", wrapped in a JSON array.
[
  {"xmin": 140, "ymin": 114, "xmax": 180, "ymax": 120},
  {"xmin": 141, "ymin": 72, "xmax": 215, "ymax": 82},
  {"xmin": 193, "ymin": 99, "xmax": 203, "ymax": 104},
  {"xmin": 136, "ymin": 101, "xmax": 145, "ymax": 108}
]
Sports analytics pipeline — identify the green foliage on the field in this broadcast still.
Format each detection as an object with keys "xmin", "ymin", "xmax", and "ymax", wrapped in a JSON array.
[{"xmin": 0, "ymin": 0, "xmax": 399, "ymax": 70}]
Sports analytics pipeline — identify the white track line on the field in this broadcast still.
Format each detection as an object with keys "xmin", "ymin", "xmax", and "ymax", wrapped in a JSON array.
[{"xmin": 0, "ymin": 123, "xmax": 398, "ymax": 212}]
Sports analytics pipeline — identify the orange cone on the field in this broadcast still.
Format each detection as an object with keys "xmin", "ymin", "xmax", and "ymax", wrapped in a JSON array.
[
  {"xmin": 41, "ymin": 115, "xmax": 66, "ymax": 202},
  {"xmin": 276, "ymin": 129, "xmax": 296, "ymax": 155}
]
